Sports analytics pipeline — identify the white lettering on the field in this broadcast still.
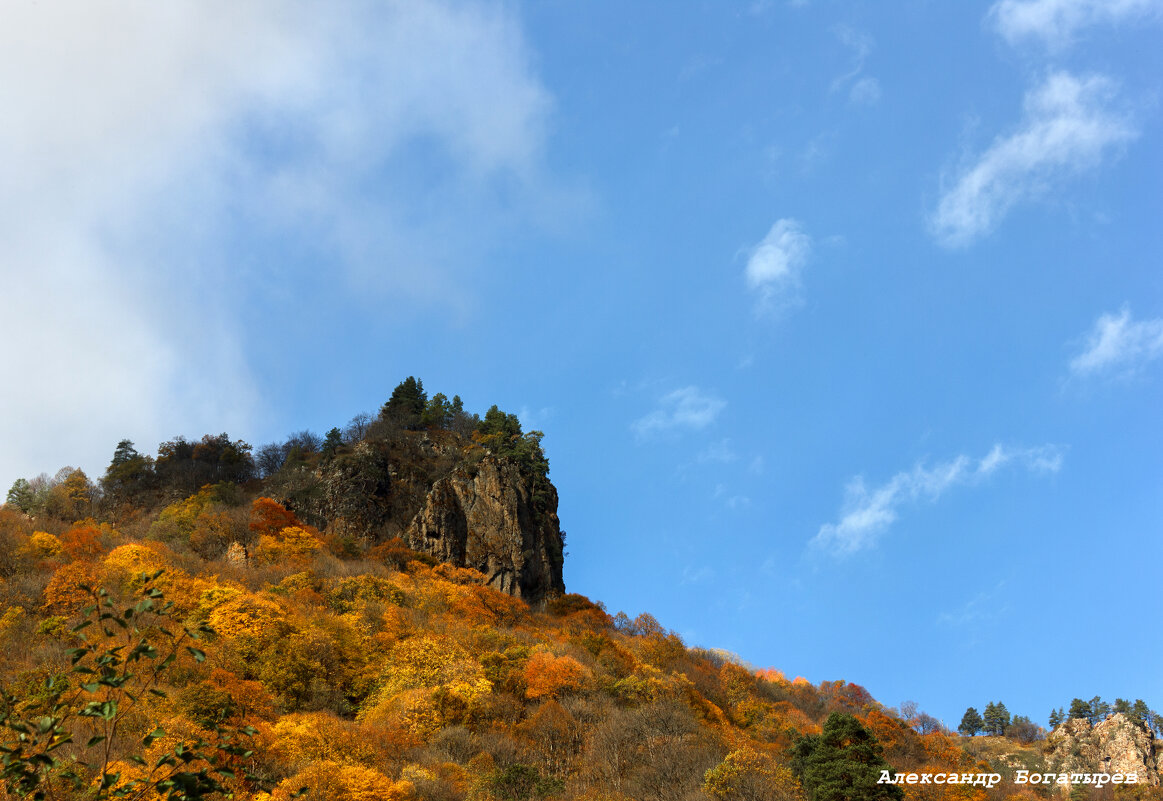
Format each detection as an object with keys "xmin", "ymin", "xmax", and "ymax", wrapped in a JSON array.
[{"xmin": 1014, "ymin": 770, "xmax": 1029, "ymax": 784}]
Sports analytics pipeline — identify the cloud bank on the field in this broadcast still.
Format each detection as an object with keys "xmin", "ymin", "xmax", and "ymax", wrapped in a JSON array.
[
  {"xmin": 930, "ymin": 72, "xmax": 1135, "ymax": 247},
  {"xmin": 0, "ymin": 0, "xmax": 552, "ymax": 487},
  {"xmin": 812, "ymin": 444, "xmax": 1064, "ymax": 556}
]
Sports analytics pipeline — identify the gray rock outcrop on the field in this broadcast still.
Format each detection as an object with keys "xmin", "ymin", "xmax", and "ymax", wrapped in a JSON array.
[{"xmin": 405, "ymin": 456, "xmax": 565, "ymax": 607}]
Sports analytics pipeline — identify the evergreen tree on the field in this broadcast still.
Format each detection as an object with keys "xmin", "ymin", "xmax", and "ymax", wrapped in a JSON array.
[
  {"xmin": 1088, "ymin": 696, "xmax": 1110, "ymax": 725},
  {"xmin": 1068, "ymin": 698, "xmax": 1092, "ymax": 722},
  {"xmin": 101, "ymin": 439, "xmax": 154, "ymax": 505},
  {"xmin": 5, "ymin": 478, "xmax": 33, "ymax": 512},
  {"xmin": 982, "ymin": 702, "xmax": 1010, "ymax": 736},
  {"xmin": 421, "ymin": 392, "xmax": 452, "ymax": 429},
  {"xmin": 958, "ymin": 708, "xmax": 983, "ymax": 736},
  {"xmin": 1048, "ymin": 708, "xmax": 1063, "ymax": 729},
  {"xmin": 380, "ymin": 376, "xmax": 428, "ymax": 429},
  {"xmin": 321, "ymin": 427, "xmax": 343, "ymax": 460},
  {"xmin": 791, "ymin": 713, "xmax": 903, "ymax": 801},
  {"xmin": 1131, "ymin": 699, "xmax": 1150, "ymax": 726}
]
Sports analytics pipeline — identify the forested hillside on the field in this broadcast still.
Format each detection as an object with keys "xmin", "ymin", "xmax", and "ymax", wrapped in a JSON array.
[{"xmin": 2, "ymin": 380, "xmax": 1159, "ymax": 800}]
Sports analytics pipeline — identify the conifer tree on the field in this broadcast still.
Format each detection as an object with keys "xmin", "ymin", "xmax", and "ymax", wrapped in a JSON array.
[
  {"xmin": 381, "ymin": 376, "xmax": 428, "ymax": 429},
  {"xmin": 958, "ymin": 707, "xmax": 983, "ymax": 736},
  {"xmin": 321, "ymin": 427, "xmax": 343, "ymax": 460},
  {"xmin": 4, "ymin": 478, "xmax": 33, "ymax": 512},
  {"xmin": 1131, "ymin": 699, "xmax": 1150, "ymax": 726},
  {"xmin": 1088, "ymin": 696, "xmax": 1110, "ymax": 724},
  {"xmin": 1068, "ymin": 698, "xmax": 1092, "ymax": 722},
  {"xmin": 791, "ymin": 713, "xmax": 903, "ymax": 801},
  {"xmin": 982, "ymin": 702, "xmax": 1009, "ymax": 736}
]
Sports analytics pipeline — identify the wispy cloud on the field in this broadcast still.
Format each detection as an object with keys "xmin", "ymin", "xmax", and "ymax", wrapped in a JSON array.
[
  {"xmin": 681, "ymin": 565, "xmax": 715, "ymax": 585},
  {"xmin": 633, "ymin": 386, "xmax": 726, "ymax": 438},
  {"xmin": 744, "ymin": 218, "xmax": 812, "ymax": 310},
  {"xmin": 811, "ymin": 444, "xmax": 1064, "ymax": 557},
  {"xmin": 989, "ymin": 0, "xmax": 1162, "ymax": 49},
  {"xmin": 830, "ymin": 26, "xmax": 881, "ymax": 106},
  {"xmin": 0, "ymin": 1, "xmax": 554, "ymax": 486},
  {"xmin": 1069, "ymin": 307, "xmax": 1163, "ymax": 377},
  {"xmin": 698, "ymin": 440, "xmax": 739, "ymax": 464},
  {"xmin": 714, "ymin": 484, "xmax": 751, "ymax": 510},
  {"xmin": 848, "ymin": 76, "xmax": 882, "ymax": 106},
  {"xmin": 938, "ymin": 582, "xmax": 1009, "ymax": 627},
  {"xmin": 930, "ymin": 72, "xmax": 1136, "ymax": 247}
]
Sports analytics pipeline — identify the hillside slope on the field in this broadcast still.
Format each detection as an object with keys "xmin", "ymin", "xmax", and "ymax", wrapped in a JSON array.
[{"xmin": 2, "ymin": 382, "xmax": 1159, "ymax": 800}]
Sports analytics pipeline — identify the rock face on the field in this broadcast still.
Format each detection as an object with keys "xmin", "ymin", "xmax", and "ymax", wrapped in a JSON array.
[
  {"xmin": 1046, "ymin": 714, "xmax": 1159, "ymax": 785},
  {"xmin": 405, "ymin": 456, "xmax": 565, "ymax": 607},
  {"xmin": 270, "ymin": 430, "xmax": 566, "ymax": 607}
]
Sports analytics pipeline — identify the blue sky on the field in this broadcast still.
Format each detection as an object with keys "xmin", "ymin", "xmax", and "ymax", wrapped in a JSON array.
[{"xmin": 2, "ymin": 0, "xmax": 1161, "ymax": 730}]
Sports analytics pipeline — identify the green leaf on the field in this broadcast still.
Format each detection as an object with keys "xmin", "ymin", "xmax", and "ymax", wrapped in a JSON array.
[
  {"xmin": 86, "ymin": 736, "xmax": 106, "ymax": 748},
  {"xmin": 142, "ymin": 728, "xmax": 165, "ymax": 747},
  {"xmin": 186, "ymin": 646, "xmax": 206, "ymax": 663}
]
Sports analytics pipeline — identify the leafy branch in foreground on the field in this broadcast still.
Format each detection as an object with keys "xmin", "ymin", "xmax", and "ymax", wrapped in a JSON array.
[{"xmin": 0, "ymin": 570, "xmax": 269, "ymax": 800}]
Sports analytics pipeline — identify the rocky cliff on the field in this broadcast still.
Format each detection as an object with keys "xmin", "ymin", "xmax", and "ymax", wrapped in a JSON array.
[
  {"xmin": 1046, "ymin": 713, "xmax": 1159, "ymax": 785},
  {"xmin": 273, "ymin": 430, "xmax": 565, "ymax": 606},
  {"xmin": 404, "ymin": 456, "xmax": 565, "ymax": 606}
]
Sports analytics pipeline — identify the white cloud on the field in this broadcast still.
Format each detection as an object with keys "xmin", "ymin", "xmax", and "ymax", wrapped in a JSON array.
[
  {"xmin": 0, "ymin": 1, "xmax": 553, "ymax": 487},
  {"xmin": 938, "ymin": 583, "xmax": 1008, "ymax": 627},
  {"xmin": 698, "ymin": 440, "xmax": 739, "ymax": 464},
  {"xmin": 990, "ymin": 0, "xmax": 1162, "ymax": 48},
  {"xmin": 1069, "ymin": 307, "xmax": 1163, "ymax": 377},
  {"xmin": 633, "ymin": 387, "xmax": 726, "ymax": 438},
  {"xmin": 811, "ymin": 444, "xmax": 1063, "ymax": 556},
  {"xmin": 744, "ymin": 219, "xmax": 812, "ymax": 309},
  {"xmin": 713, "ymin": 484, "xmax": 751, "ymax": 510},
  {"xmin": 930, "ymin": 72, "xmax": 1136, "ymax": 247},
  {"xmin": 830, "ymin": 26, "xmax": 881, "ymax": 106},
  {"xmin": 681, "ymin": 565, "xmax": 715, "ymax": 585},
  {"xmin": 849, "ymin": 76, "xmax": 882, "ymax": 106}
]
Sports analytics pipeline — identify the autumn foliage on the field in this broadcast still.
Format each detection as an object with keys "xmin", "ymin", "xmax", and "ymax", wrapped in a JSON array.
[{"xmin": 4, "ymin": 464, "xmax": 1148, "ymax": 800}]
